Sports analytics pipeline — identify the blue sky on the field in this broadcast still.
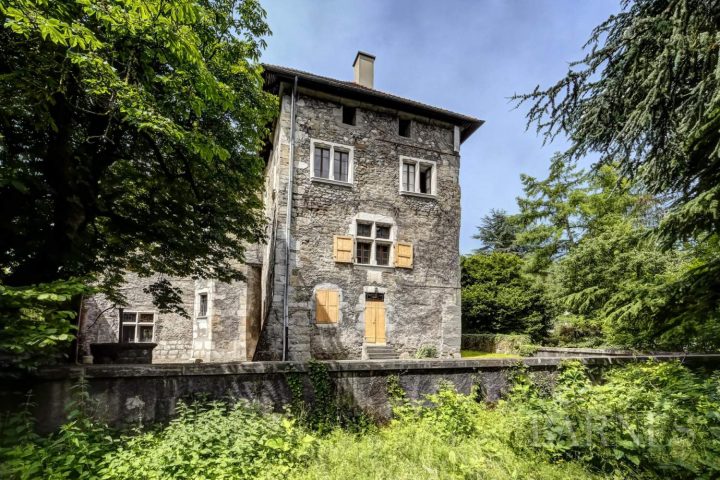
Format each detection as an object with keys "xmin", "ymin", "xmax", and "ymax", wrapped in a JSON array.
[{"xmin": 260, "ymin": 0, "xmax": 621, "ymax": 253}]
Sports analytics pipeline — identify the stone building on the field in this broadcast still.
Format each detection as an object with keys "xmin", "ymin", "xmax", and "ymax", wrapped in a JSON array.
[{"xmin": 81, "ymin": 52, "xmax": 482, "ymax": 362}]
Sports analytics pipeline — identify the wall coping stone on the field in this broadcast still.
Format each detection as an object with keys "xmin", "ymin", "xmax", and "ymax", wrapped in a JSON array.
[{"xmin": 7, "ymin": 354, "xmax": 720, "ymax": 380}]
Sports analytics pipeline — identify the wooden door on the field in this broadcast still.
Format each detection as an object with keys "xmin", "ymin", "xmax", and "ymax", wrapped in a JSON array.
[{"xmin": 364, "ymin": 299, "xmax": 386, "ymax": 344}]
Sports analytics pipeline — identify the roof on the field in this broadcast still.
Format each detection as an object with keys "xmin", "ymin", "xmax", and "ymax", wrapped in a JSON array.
[{"xmin": 262, "ymin": 63, "xmax": 484, "ymax": 143}]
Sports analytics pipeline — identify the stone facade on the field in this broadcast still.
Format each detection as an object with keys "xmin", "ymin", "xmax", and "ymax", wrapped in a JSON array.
[
  {"xmin": 81, "ymin": 269, "xmax": 261, "ymax": 363},
  {"xmin": 255, "ymin": 91, "xmax": 465, "ymax": 360},
  {"xmin": 80, "ymin": 56, "xmax": 480, "ymax": 363}
]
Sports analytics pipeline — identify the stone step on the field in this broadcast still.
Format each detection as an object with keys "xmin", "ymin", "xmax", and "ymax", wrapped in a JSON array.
[{"xmin": 365, "ymin": 345, "xmax": 399, "ymax": 360}]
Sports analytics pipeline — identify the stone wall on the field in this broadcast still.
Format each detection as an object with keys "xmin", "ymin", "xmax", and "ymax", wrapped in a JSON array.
[
  {"xmin": 256, "ymin": 88, "xmax": 463, "ymax": 361},
  {"xmin": 81, "ymin": 270, "xmax": 259, "ymax": 363},
  {"xmin": 3, "ymin": 354, "xmax": 718, "ymax": 433}
]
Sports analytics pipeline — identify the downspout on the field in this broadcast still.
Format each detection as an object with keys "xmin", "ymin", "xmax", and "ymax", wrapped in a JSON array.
[{"xmin": 282, "ymin": 76, "xmax": 298, "ymax": 361}]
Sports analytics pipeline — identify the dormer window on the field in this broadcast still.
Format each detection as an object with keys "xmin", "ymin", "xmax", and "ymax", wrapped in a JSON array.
[
  {"xmin": 399, "ymin": 118, "xmax": 411, "ymax": 137},
  {"xmin": 342, "ymin": 106, "xmax": 356, "ymax": 126},
  {"xmin": 311, "ymin": 139, "xmax": 354, "ymax": 185},
  {"xmin": 400, "ymin": 156, "xmax": 436, "ymax": 196}
]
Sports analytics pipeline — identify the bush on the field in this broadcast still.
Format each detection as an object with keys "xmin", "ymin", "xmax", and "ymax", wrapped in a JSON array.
[
  {"xmin": 461, "ymin": 333, "xmax": 531, "ymax": 354},
  {"xmin": 547, "ymin": 313, "xmax": 605, "ymax": 347},
  {"xmin": 3, "ymin": 362, "xmax": 719, "ymax": 479},
  {"xmin": 502, "ymin": 360, "xmax": 720, "ymax": 478},
  {"xmin": 414, "ymin": 344, "xmax": 438, "ymax": 359},
  {"xmin": 0, "ymin": 279, "xmax": 91, "ymax": 369},
  {"xmin": 461, "ymin": 252, "xmax": 552, "ymax": 340}
]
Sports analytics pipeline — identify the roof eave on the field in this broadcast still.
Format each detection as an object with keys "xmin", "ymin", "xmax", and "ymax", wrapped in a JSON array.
[{"xmin": 262, "ymin": 64, "xmax": 483, "ymax": 144}]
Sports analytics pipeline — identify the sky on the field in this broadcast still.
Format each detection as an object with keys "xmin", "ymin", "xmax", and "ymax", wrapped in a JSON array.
[{"xmin": 260, "ymin": 0, "xmax": 622, "ymax": 254}]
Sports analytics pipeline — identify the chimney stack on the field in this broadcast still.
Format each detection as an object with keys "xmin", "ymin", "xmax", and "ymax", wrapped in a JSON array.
[{"xmin": 353, "ymin": 51, "xmax": 375, "ymax": 89}]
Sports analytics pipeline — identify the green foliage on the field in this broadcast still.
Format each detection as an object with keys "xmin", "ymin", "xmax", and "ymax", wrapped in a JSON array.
[
  {"xmin": 472, "ymin": 209, "xmax": 521, "ymax": 253},
  {"xmin": 461, "ymin": 333, "xmax": 532, "ymax": 355},
  {"xmin": 503, "ymin": 361, "xmax": 720, "ymax": 478},
  {"xmin": 0, "ymin": 279, "xmax": 91, "ymax": 368},
  {"xmin": 1, "ymin": 381, "xmax": 115, "ymax": 479},
  {"xmin": 7, "ymin": 362, "xmax": 720, "ymax": 479},
  {"xmin": 516, "ymin": 0, "xmax": 720, "ymax": 339},
  {"xmin": 285, "ymin": 361, "xmax": 371, "ymax": 434},
  {"xmin": 547, "ymin": 314, "xmax": 605, "ymax": 348},
  {"xmin": 415, "ymin": 344, "xmax": 438, "ymax": 359},
  {"xmin": 514, "ymin": 154, "xmax": 587, "ymax": 274},
  {"xmin": 102, "ymin": 401, "xmax": 315, "ymax": 479},
  {"xmin": 461, "ymin": 253, "xmax": 550, "ymax": 339},
  {"xmin": 0, "ymin": 0, "xmax": 276, "ymax": 310}
]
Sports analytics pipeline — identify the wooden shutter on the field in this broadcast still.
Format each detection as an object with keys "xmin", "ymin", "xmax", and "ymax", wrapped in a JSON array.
[
  {"xmin": 395, "ymin": 242, "xmax": 413, "ymax": 268},
  {"xmin": 333, "ymin": 235, "xmax": 354, "ymax": 263},
  {"xmin": 316, "ymin": 289, "xmax": 339, "ymax": 324}
]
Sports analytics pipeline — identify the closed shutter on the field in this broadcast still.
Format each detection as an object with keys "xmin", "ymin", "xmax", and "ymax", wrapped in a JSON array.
[
  {"xmin": 333, "ymin": 235, "xmax": 354, "ymax": 263},
  {"xmin": 316, "ymin": 289, "xmax": 339, "ymax": 324},
  {"xmin": 395, "ymin": 242, "xmax": 413, "ymax": 268}
]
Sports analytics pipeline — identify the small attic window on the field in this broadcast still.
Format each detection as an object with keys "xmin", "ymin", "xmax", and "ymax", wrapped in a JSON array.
[
  {"xmin": 399, "ymin": 118, "xmax": 411, "ymax": 137},
  {"xmin": 342, "ymin": 106, "xmax": 356, "ymax": 126}
]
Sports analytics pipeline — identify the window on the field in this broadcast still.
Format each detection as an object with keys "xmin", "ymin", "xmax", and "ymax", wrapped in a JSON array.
[
  {"xmin": 342, "ymin": 106, "xmax": 356, "ymax": 126},
  {"xmin": 399, "ymin": 118, "xmax": 411, "ymax": 137},
  {"xmin": 354, "ymin": 220, "xmax": 393, "ymax": 266},
  {"xmin": 400, "ymin": 157, "xmax": 436, "ymax": 196},
  {"xmin": 198, "ymin": 293, "xmax": 208, "ymax": 317},
  {"xmin": 316, "ymin": 289, "xmax": 339, "ymax": 324},
  {"xmin": 334, "ymin": 150, "xmax": 349, "ymax": 182},
  {"xmin": 314, "ymin": 146, "xmax": 330, "ymax": 178},
  {"xmin": 120, "ymin": 311, "xmax": 155, "ymax": 343},
  {"xmin": 376, "ymin": 243, "xmax": 390, "ymax": 266},
  {"xmin": 311, "ymin": 140, "xmax": 354, "ymax": 184},
  {"xmin": 356, "ymin": 241, "xmax": 372, "ymax": 264}
]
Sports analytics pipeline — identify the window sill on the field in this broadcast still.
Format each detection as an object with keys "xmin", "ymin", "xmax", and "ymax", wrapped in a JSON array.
[
  {"xmin": 311, "ymin": 177, "xmax": 353, "ymax": 188},
  {"xmin": 400, "ymin": 191, "xmax": 436, "ymax": 199},
  {"xmin": 354, "ymin": 263, "xmax": 395, "ymax": 270}
]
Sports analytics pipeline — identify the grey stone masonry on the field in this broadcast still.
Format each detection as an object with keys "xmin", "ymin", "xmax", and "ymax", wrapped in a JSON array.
[
  {"xmin": 4, "ymin": 354, "xmax": 719, "ymax": 432},
  {"xmin": 255, "ymin": 90, "xmax": 464, "ymax": 361},
  {"xmin": 80, "ymin": 58, "xmax": 478, "ymax": 364}
]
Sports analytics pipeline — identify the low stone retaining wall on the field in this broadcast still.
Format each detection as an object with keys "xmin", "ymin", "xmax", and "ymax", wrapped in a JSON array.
[
  {"xmin": 534, "ymin": 347, "xmax": 636, "ymax": 357},
  {"xmin": 2, "ymin": 354, "xmax": 719, "ymax": 433}
]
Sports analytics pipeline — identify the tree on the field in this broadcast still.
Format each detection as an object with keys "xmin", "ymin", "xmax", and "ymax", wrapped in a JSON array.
[
  {"xmin": 461, "ymin": 252, "xmax": 551, "ymax": 340},
  {"xmin": 513, "ymin": 154, "xmax": 588, "ymax": 274},
  {"xmin": 473, "ymin": 209, "xmax": 520, "ymax": 253},
  {"xmin": 0, "ymin": 0, "xmax": 276, "ymax": 308},
  {"xmin": 515, "ymin": 0, "xmax": 720, "ymax": 329}
]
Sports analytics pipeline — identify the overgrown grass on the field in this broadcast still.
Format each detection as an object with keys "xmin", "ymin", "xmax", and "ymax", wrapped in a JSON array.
[
  {"xmin": 460, "ymin": 350, "xmax": 521, "ymax": 359},
  {"xmin": 2, "ymin": 361, "xmax": 718, "ymax": 479}
]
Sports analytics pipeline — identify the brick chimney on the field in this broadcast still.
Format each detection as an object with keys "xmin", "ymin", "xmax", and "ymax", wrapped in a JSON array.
[{"xmin": 353, "ymin": 51, "xmax": 375, "ymax": 89}]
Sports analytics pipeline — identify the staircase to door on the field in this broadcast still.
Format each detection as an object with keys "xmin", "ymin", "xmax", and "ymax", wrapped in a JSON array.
[
  {"xmin": 365, "ymin": 344, "xmax": 399, "ymax": 360},
  {"xmin": 364, "ymin": 293, "xmax": 398, "ymax": 359}
]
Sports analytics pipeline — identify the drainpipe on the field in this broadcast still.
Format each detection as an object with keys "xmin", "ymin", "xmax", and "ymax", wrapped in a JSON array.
[{"xmin": 282, "ymin": 75, "xmax": 298, "ymax": 361}]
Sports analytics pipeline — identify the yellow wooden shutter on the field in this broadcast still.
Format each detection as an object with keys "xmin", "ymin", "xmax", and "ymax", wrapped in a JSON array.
[
  {"xmin": 316, "ymin": 289, "xmax": 339, "ymax": 324},
  {"xmin": 316, "ymin": 290, "xmax": 328, "ymax": 323},
  {"xmin": 395, "ymin": 242, "xmax": 413, "ymax": 268},
  {"xmin": 333, "ymin": 235, "xmax": 354, "ymax": 263},
  {"xmin": 326, "ymin": 290, "xmax": 339, "ymax": 323}
]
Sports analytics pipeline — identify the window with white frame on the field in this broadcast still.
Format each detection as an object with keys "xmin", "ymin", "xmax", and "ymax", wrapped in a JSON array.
[
  {"xmin": 198, "ymin": 293, "xmax": 208, "ymax": 317},
  {"xmin": 195, "ymin": 292, "xmax": 210, "ymax": 339},
  {"xmin": 120, "ymin": 311, "xmax": 155, "ymax": 343},
  {"xmin": 355, "ymin": 220, "xmax": 393, "ymax": 266},
  {"xmin": 400, "ymin": 156, "xmax": 436, "ymax": 195},
  {"xmin": 311, "ymin": 139, "xmax": 353, "ymax": 184}
]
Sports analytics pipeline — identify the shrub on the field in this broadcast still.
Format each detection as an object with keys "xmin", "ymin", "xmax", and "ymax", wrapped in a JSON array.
[
  {"xmin": 502, "ymin": 360, "xmax": 720, "ymax": 478},
  {"xmin": 0, "ymin": 279, "xmax": 91, "ymax": 369},
  {"xmin": 461, "ymin": 333, "xmax": 531, "ymax": 354},
  {"xmin": 414, "ymin": 344, "xmax": 438, "ymax": 359}
]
